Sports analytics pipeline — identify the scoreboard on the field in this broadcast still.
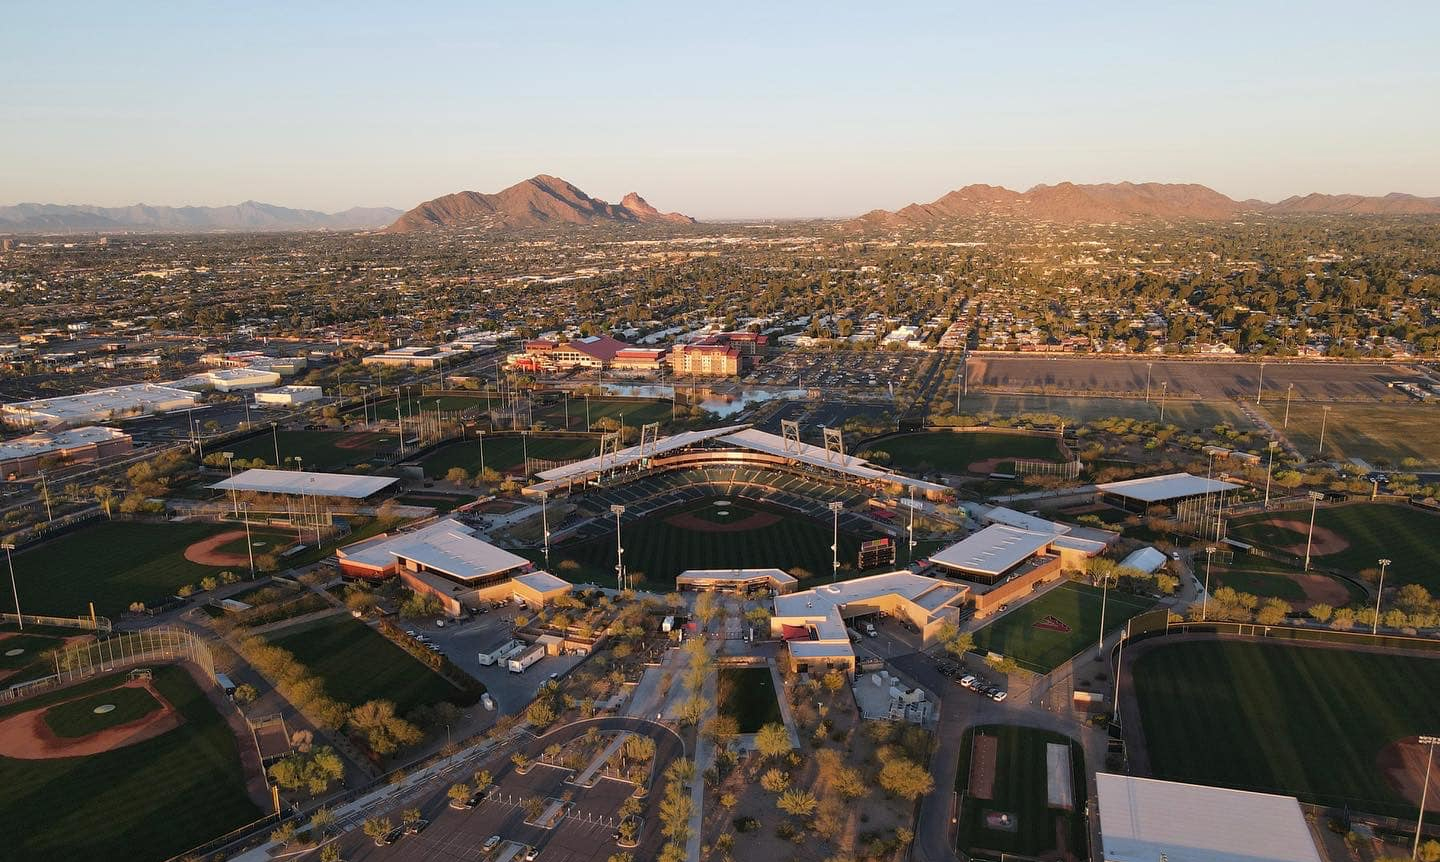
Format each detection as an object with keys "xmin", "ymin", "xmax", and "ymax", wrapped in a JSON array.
[{"xmin": 858, "ymin": 537, "xmax": 896, "ymax": 570}]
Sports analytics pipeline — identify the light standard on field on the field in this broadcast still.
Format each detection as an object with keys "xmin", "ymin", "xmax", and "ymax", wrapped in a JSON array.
[
  {"xmin": 1302, "ymin": 491, "xmax": 1324, "ymax": 572},
  {"xmin": 521, "ymin": 430, "xmax": 530, "ymax": 479},
  {"xmin": 541, "ymin": 491, "xmax": 551, "ymax": 570},
  {"xmin": 1096, "ymin": 566, "xmax": 1111, "ymax": 658},
  {"xmin": 241, "ymin": 503, "xmax": 255, "ymax": 579},
  {"xmin": 222, "ymin": 451, "xmax": 238, "ymax": 518},
  {"xmin": 1256, "ymin": 361, "xmax": 1265, "ymax": 404},
  {"xmin": 611, "ymin": 505, "xmax": 626, "ymax": 592},
  {"xmin": 1144, "ymin": 362, "xmax": 1153, "ymax": 403},
  {"xmin": 271, "ymin": 422, "xmax": 281, "ymax": 467},
  {"xmin": 907, "ymin": 486, "xmax": 917, "ymax": 562},
  {"xmin": 1263, "ymin": 441, "xmax": 1278, "ymax": 508},
  {"xmin": 1318, "ymin": 405, "xmax": 1331, "ymax": 458},
  {"xmin": 3, "ymin": 543, "xmax": 21, "ymax": 630},
  {"xmin": 828, "ymin": 501, "xmax": 845, "ymax": 581},
  {"xmin": 477, "ymin": 430, "xmax": 486, "ymax": 481},
  {"xmin": 1158, "ymin": 381, "xmax": 1168, "ymax": 423},
  {"xmin": 1414, "ymin": 735, "xmax": 1439, "ymax": 860},
  {"xmin": 38, "ymin": 471, "xmax": 53, "ymax": 522},
  {"xmin": 1283, "ymin": 383, "xmax": 1294, "ymax": 428},
  {"xmin": 1373, "ymin": 558, "xmax": 1391, "ymax": 635},
  {"xmin": 1202, "ymin": 546, "xmax": 1215, "ymax": 621}
]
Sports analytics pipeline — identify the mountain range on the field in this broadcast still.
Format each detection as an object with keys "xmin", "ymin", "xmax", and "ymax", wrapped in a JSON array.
[
  {"xmin": 849, "ymin": 182, "xmax": 1440, "ymax": 226},
  {"xmin": 382, "ymin": 175, "xmax": 694, "ymax": 233},
  {"xmin": 0, "ymin": 201, "xmax": 402, "ymax": 233}
]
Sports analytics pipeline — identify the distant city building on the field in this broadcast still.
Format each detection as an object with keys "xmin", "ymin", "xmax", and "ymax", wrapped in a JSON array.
[
  {"xmin": 667, "ymin": 332, "xmax": 768, "ymax": 377},
  {"xmin": 253, "ymin": 384, "xmax": 325, "ymax": 406},
  {"xmin": 0, "ymin": 426, "xmax": 132, "ymax": 479},
  {"xmin": 1, "ymin": 382, "xmax": 199, "ymax": 428},
  {"xmin": 610, "ymin": 347, "xmax": 668, "ymax": 374},
  {"xmin": 172, "ymin": 367, "xmax": 282, "ymax": 392},
  {"xmin": 507, "ymin": 334, "xmax": 631, "ymax": 372},
  {"xmin": 362, "ymin": 344, "xmax": 470, "ymax": 369}
]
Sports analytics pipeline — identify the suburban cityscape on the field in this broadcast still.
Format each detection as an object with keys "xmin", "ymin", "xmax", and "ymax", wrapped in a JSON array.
[{"xmin": 3, "ymin": 4, "xmax": 1440, "ymax": 862}]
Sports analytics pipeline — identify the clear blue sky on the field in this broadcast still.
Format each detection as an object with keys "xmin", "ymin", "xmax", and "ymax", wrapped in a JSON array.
[{"xmin": 3, "ymin": 1, "xmax": 1437, "ymax": 217}]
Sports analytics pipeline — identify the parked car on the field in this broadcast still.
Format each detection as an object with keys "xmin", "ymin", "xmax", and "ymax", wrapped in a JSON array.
[
  {"xmin": 404, "ymin": 819, "xmax": 429, "ymax": 835},
  {"xmin": 375, "ymin": 825, "xmax": 404, "ymax": 846},
  {"xmin": 524, "ymin": 848, "xmax": 539, "ymax": 861},
  {"xmin": 959, "ymin": 674, "xmax": 976, "ymax": 687},
  {"xmin": 483, "ymin": 835, "xmax": 502, "ymax": 851},
  {"xmin": 991, "ymin": 691, "xmax": 1008, "ymax": 703}
]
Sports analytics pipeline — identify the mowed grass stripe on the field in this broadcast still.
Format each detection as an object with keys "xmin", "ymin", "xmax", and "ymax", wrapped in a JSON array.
[
  {"xmin": 972, "ymin": 583, "xmax": 1153, "ymax": 672},
  {"xmin": 267, "ymin": 617, "xmax": 463, "ymax": 714},
  {"xmin": 1231, "ymin": 503, "xmax": 1440, "ymax": 592},
  {"xmin": 1132, "ymin": 640, "xmax": 1440, "ymax": 814}
]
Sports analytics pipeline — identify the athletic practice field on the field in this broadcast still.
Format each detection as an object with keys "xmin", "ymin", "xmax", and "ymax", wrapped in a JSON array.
[
  {"xmin": 950, "ymin": 393, "xmax": 1257, "ymax": 432},
  {"xmin": 267, "ymin": 617, "xmax": 464, "ymax": 714},
  {"xmin": 10, "ymin": 521, "xmax": 295, "ymax": 617},
  {"xmin": 971, "ymin": 582, "xmax": 1153, "ymax": 673},
  {"xmin": 226, "ymin": 428, "xmax": 399, "ymax": 471},
  {"xmin": 1230, "ymin": 502, "xmax": 1440, "ymax": 592},
  {"xmin": 0, "ymin": 665, "xmax": 261, "ymax": 862},
  {"xmin": 716, "ymin": 667, "xmax": 782, "ymax": 733},
  {"xmin": 419, "ymin": 433, "xmax": 599, "ymax": 478},
  {"xmin": 531, "ymin": 396, "xmax": 674, "ymax": 432},
  {"xmin": 864, "ymin": 430, "xmax": 1065, "ymax": 475},
  {"xmin": 546, "ymin": 495, "xmax": 865, "ymax": 586},
  {"xmin": 1210, "ymin": 555, "xmax": 1365, "ymax": 609},
  {"xmin": 954, "ymin": 724, "xmax": 1088, "ymax": 860},
  {"xmin": 1130, "ymin": 639, "xmax": 1440, "ymax": 816},
  {"xmin": 1257, "ymin": 401, "xmax": 1440, "ymax": 469}
]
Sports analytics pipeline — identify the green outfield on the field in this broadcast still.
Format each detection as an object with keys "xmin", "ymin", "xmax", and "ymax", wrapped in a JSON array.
[
  {"xmin": 0, "ymin": 665, "xmax": 261, "ymax": 862},
  {"xmin": 971, "ymin": 582, "xmax": 1153, "ymax": 672},
  {"xmin": 1230, "ymin": 502, "xmax": 1440, "ymax": 592},
  {"xmin": 954, "ymin": 724, "xmax": 1088, "ymax": 860},
  {"xmin": 43, "ymin": 683, "xmax": 164, "ymax": 738},
  {"xmin": 267, "ymin": 616, "xmax": 463, "ymax": 714},
  {"xmin": 1130, "ymin": 639, "xmax": 1440, "ymax": 815},
  {"xmin": 11, "ymin": 521, "xmax": 269, "ymax": 617},
  {"xmin": 226, "ymin": 428, "xmax": 400, "ymax": 470},
  {"xmin": 865, "ymin": 430, "xmax": 1065, "ymax": 474},
  {"xmin": 532, "ymin": 396, "xmax": 674, "ymax": 432},
  {"xmin": 952, "ymin": 393, "xmax": 1257, "ymax": 432},
  {"xmin": 419, "ymin": 433, "xmax": 599, "ymax": 478},
  {"xmin": 1211, "ymin": 556, "xmax": 1366, "ymax": 606},
  {"xmin": 1257, "ymin": 401, "xmax": 1440, "ymax": 468},
  {"xmin": 546, "ymin": 496, "xmax": 866, "ymax": 586}
]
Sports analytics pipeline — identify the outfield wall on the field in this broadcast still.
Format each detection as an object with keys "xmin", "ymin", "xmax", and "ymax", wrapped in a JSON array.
[{"xmin": 0, "ymin": 625, "xmax": 217, "ymax": 704}]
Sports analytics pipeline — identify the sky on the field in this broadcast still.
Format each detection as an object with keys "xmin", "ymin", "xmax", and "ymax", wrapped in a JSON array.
[{"xmin": 2, "ymin": 1, "xmax": 1438, "ymax": 218}]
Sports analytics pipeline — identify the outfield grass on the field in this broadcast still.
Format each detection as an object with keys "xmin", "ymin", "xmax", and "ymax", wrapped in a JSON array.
[
  {"xmin": 954, "ymin": 724, "xmax": 1088, "ymax": 859},
  {"xmin": 267, "ymin": 617, "xmax": 461, "ymax": 715},
  {"xmin": 43, "ymin": 684, "xmax": 163, "ymax": 738},
  {"xmin": 225, "ymin": 429, "xmax": 399, "ymax": 470},
  {"xmin": 716, "ymin": 667, "xmax": 782, "ymax": 733},
  {"xmin": 1257, "ymin": 401, "xmax": 1440, "ymax": 468},
  {"xmin": 419, "ymin": 433, "xmax": 599, "ymax": 478},
  {"xmin": 1212, "ymin": 557, "xmax": 1367, "ymax": 606},
  {"xmin": 951, "ymin": 393, "xmax": 1257, "ymax": 432},
  {"xmin": 545, "ymin": 496, "xmax": 865, "ymax": 585},
  {"xmin": 11, "ymin": 521, "xmax": 261, "ymax": 617},
  {"xmin": 0, "ymin": 632, "xmax": 65, "ymax": 671},
  {"xmin": 0, "ymin": 665, "xmax": 261, "ymax": 862},
  {"xmin": 1131, "ymin": 639, "xmax": 1440, "ymax": 815},
  {"xmin": 971, "ymin": 582, "xmax": 1153, "ymax": 672},
  {"xmin": 865, "ymin": 430, "xmax": 1064, "ymax": 474},
  {"xmin": 394, "ymin": 493, "xmax": 470, "ymax": 514},
  {"xmin": 531, "ymin": 396, "xmax": 674, "ymax": 432},
  {"xmin": 1230, "ymin": 503, "xmax": 1440, "ymax": 592}
]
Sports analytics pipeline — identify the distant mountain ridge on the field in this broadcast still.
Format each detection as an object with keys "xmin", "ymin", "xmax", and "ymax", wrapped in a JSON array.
[
  {"xmin": 384, "ymin": 175, "xmax": 695, "ymax": 233},
  {"xmin": 0, "ymin": 200, "xmax": 402, "ymax": 233},
  {"xmin": 849, "ymin": 182, "xmax": 1440, "ymax": 226}
]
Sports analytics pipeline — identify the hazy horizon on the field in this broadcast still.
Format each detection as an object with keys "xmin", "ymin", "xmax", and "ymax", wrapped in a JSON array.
[{"xmin": 4, "ymin": 1, "xmax": 1438, "ymax": 218}]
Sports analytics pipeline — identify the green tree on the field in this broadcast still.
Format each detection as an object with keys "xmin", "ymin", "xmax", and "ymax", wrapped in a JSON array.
[{"xmin": 448, "ymin": 783, "xmax": 472, "ymax": 803}]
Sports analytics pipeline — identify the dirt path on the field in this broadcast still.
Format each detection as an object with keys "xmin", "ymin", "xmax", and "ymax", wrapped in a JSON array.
[
  {"xmin": 0, "ymin": 678, "xmax": 181, "ymax": 759},
  {"xmin": 183, "ymin": 529, "xmax": 253, "ymax": 567},
  {"xmin": 967, "ymin": 457, "xmax": 1012, "ymax": 475}
]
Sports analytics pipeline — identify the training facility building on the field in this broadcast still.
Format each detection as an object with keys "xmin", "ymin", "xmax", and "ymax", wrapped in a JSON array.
[
  {"xmin": 1095, "ymin": 773, "xmax": 1322, "ymax": 862},
  {"xmin": 676, "ymin": 568, "xmax": 799, "ymax": 596},
  {"xmin": 210, "ymin": 468, "xmax": 400, "ymax": 502},
  {"xmin": 771, "ymin": 571, "xmax": 970, "ymax": 676},
  {"xmin": 2, "ymin": 382, "xmax": 199, "ymax": 428},
  {"xmin": 0, "ymin": 425, "xmax": 133, "ymax": 479},
  {"xmin": 1096, "ymin": 472, "xmax": 1241, "ymax": 513},
  {"xmin": 335, "ymin": 517, "xmax": 572, "ymax": 615},
  {"xmin": 253, "ymin": 385, "xmax": 325, "ymax": 406}
]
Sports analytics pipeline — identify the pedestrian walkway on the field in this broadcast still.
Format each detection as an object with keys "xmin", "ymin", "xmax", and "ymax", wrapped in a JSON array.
[{"xmin": 572, "ymin": 732, "xmax": 630, "ymax": 787}]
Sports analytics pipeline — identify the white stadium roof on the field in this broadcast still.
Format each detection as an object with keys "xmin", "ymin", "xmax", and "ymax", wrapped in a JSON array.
[
  {"xmin": 1096, "ymin": 472, "xmax": 1239, "ymax": 503},
  {"xmin": 929, "ymin": 524, "xmax": 1056, "ymax": 577},
  {"xmin": 532, "ymin": 425, "xmax": 747, "ymax": 484},
  {"xmin": 210, "ymin": 468, "xmax": 399, "ymax": 499},
  {"xmin": 1096, "ymin": 773, "xmax": 1321, "ymax": 862}
]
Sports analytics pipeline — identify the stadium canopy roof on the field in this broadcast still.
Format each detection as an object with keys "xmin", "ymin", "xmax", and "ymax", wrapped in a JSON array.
[
  {"xmin": 210, "ymin": 468, "xmax": 399, "ymax": 499},
  {"xmin": 531, "ymin": 425, "xmax": 748, "ymax": 485},
  {"xmin": 1096, "ymin": 472, "xmax": 1239, "ymax": 503},
  {"xmin": 715, "ymin": 428, "xmax": 948, "ymax": 492},
  {"xmin": 1095, "ymin": 773, "xmax": 1322, "ymax": 862},
  {"xmin": 929, "ymin": 524, "xmax": 1056, "ymax": 577}
]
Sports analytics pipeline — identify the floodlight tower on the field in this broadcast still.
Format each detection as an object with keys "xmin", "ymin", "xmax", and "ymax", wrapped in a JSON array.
[
  {"xmin": 828, "ymin": 501, "xmax": 845, "ymax": 581},
  {"xmin": 1415, "ymin": 735, "xmax": 1439, "ymax": 860},
  {"xmin": 541, "ymin": 492, "xmax": 551, "ymax": 570},
  {"xmin": 2, "ymin": 543, "xmax": 20, "ymax": 630},
  {"xmin": 1202, "ymin": 546, "xmax": 1215, "ymax": 621},
  {"xmin": 1373, "ymin": 558, "xmax": 1391, "ymax": 635},
  {"xmin": 611, "ymin": 505, "xmax": 626, "ymax": 592},
  {"xmin": 1302, "ymin": 491, "xmax": 1324, "ymax": 572},
  {"xmin": 1263, "ymin": 441, "xmax": 1277, "ymax": 508}
]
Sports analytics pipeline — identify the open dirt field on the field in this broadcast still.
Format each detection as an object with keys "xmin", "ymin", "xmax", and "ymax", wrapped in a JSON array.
[
  {"xmin": 182, "ymin": 529, "xmax": 254, "ymax": 566},
  {"xmin": 968, "ymin": 732, "xmax": 998, "ymax": 799},
  {"xmin": 1376, "ymin": 737, "xmax": 1440, "ymax": 812},
  {"xmin": 0, "ymin": 677, "xmax": 181, "ymax": 759},
  {"xmin": 1252, "ymin": 519, "xmax": 1351, "ymax": 556}
]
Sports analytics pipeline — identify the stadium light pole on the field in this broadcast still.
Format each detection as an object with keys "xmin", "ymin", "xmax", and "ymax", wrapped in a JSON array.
[
  {"xmin": 1264, "ymin": 441, "xmax": 1277, "ymax": 508},
  {"xmin": 1318, "ymin": 405, "xmax": 1330, "ymax": 458},
  {"xmin": 241, "ymin": 503, "xmax": 255, "ymax": 579},
  {"xmin": 1256, "ymin": 361, "xmax": 1265, "ymax": 404},
  {"xmin": 38, "ymin": 471, "xmax": 52, "ymax": 522},
  {"xmin": 828, "ymin": 501, "xmax": 845, "ymax": 582},
  {"xmin": 222, "ymin": 452, "xmax": 238, "ymax": 518},
  {"xmin": 477, "ymin": 430, "xmax": 486, "ymax": 481},
  {"xmin": 1144, "ymin": 362, "xmax": 1152, "ymax": 403},
  {"xmin": 521, "ymin": 430, "xmax": 530, "ymax": 479},
  {"xmin": 1303, "ymin": 491, "xmax": 1324, "ymax": 572},
  {"xmin": 1415, "ymin": 735, "xmax": 1439, "ymax": 860},
  {"xmin": 1283, "ymin": 383, "xmax": 1294, "ymax": 428},
  {"xmin": 3, "ymin": 543, "xmax": 21, "ymax": 630},
  {"xmin": 907, "ymin": 486, "xmax": 917, "ymax": 562},
  {"xmin": 1096, "ymin": 568, "xmax": 1110, "ymax": 658},
  {"xmin": 611, "ymin": 505, "xmax": 626, "ymax": 592},
  {"xmin": 1374, "ymin": 558, "xmax": 1391, "ymax": 635},
  {"xmin": 1202, "ymin": 546, "xmax": 1215, "ymax": 621},
  {"xmin": 1158, "ymin": 381, "xmax": 1167, "ymax": 423},
  {"xmin": 541, "ymin": 492, "xmax": 551, "ymax": 570},
  {"xmin": 271, "ymin": 422, "xmax": 280, "ymax": 467}
]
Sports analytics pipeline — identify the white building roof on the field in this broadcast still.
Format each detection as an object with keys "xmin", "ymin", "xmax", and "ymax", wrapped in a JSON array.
[
  {"xmin": 1097, "ymin": 472, "xmax": 1240, "ymax": 503},
  {"xmin": 342, "ymin": 518, "xmax": 532, "ymax": 581},
  {"xmin": 2, "ymin": 383, "xmax": 198, "ymax": 424},
  {"xmin": 1119, "ymin": 546, "xmax": 1168, "ymax": 575},
  {"xmin": 210, "ymin": 468, "xmax": 399, "ymax": 499},
  {"xmin": 983, "ymin": 506, "xmax": 1070, "ymax": 535},
  {"xmin": 531, "ymin": 425, "xmax": 748, "ymax": 484},
  {"xmin": 678, "ymin": 568, "xmax": 798, "ymax": 586},
  {"xmin": 774, "ymin": 571, "xmax": 969, "ymax": 661},
  {"xmin": 716, "ymin": 428, "xmax": 948, "ymax": 492},
  {"xmin": 0, "ymin": 426, "xmax": 129, "ymax": 461},
  {"xmin": 513, "ymin": 571, "xmax": 572, "ymax": 593},
  {"xmin": 929, "ymin": 524, "xmax": 1055, "ymax": 577},
  {"xmin": 1096, "ymin": 774, "xmax": 1322, "ymax": 862}
]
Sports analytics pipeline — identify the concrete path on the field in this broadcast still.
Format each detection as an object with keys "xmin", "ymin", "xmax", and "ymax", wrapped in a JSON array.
[
  {"xmin": 684, "ymin": 669, "xmax": 717, "ymax": 862},
  {"xmin": 573, "ymin": 731, "xmax": 630, "ymax": 787}
]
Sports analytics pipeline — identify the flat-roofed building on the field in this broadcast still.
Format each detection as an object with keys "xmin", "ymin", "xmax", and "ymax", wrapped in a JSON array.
[
  {"xmin": 929, "ymin": 519, "xmax": 1113, "ymax": 616},
  {"xmin": 1095, "ymin": 773, "xmax": 1322, "ymax": 862},
  {"xmin": 611, "ymin": 347, "xmax": 668, "ymax": 374},
  {"xmin": 172, "ymin": 367, "xmax": 282, "ymax": 392},
  {"xmin": 507, "ymin": 335, "xmax": 630, "ymax": 372},
  {"xmin": 362, "ymin": 344, "xmax": 470, "ymax": 369},
  {"xmin": 667, "ymin": 341, "xmax": 741, "ymax": 376},
  {"xmin": 0, "ymin": 425, "xmax": 132, "ymax": 479},
  {"xmin": 1097, "ymin": 472, "xmax": 1241, "ymax": 512},
  {"xmin": 677, "ymin": 568, "xmax": 799, "ymax": 595},
  {"xmin": 253, "ymin": 385, "xmax": 325, "ymax": 406},
  {"xmin": 210, "ymin": 468, "xmax": 399, "ymax": 500},
  {"xmin": 2, "ymin": 382, "xmax": 199, "ymax": 428}
]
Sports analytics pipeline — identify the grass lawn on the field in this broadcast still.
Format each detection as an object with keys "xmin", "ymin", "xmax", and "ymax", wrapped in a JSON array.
[
  {"xmin": 225, "ymin": 429, "xmax": 399, "ymax": 470},
  {"xmin": 1211, "ymin": 557, "xmax": 1367, "ymax": 606},
  {"xmin": 11, "ymin": 521, "xmax": 262, "ymax": 617},
  {"xmin": 394, "ymin": 493, "xmax": 470, "ymax": 514},
  {"xmin": 716, "ymin": 667, "xmax": 782, "ymax": 733},
  {"xmin": 866, "ymin": 430, "xmax": 1064, "ymax": 474},
  {"xmin": 1230, "ymin": 503, "xmax": 1440, "ymax": 592},
  {"xmin": 267, "ymin": 617, "xmax": 461, "ymax": 715},
  {"xmin": 971, "ymin": 582, "xmax": 1153, "ymax": 673},
  {"xmin": 954, "ymin": 724, "xmax": 1088, "ymax": 859},
  {"xmin": 1257, "ymin": 401, "xmax": 1440, "ymax": 468},
  {"xmin": 43, "ymin": 684, "xmax": 163, "ymax": 738},
  {"xmin": 420, "ymin": 433, "xmax": 599, "ymax": 478},
  {"xmin": 1131, "ymin": 639, "xmax": 1440, "ymax": 815},
  {"xmin": 0, "ymin": 665, "xmax": 261, "ymax": 862},
  {"xmin": 950, "ymin": 393, "xmax": 1257, "ymax": 432},
  {"xmin": 0, "ymin": 632, "xmax": 65, "ymax": 671},
  {"xmin": 345, "ymin": 392, "xmax": 489, "ymax": 420},
  {"xmin": 545, "ymin": 496, "xmax": 865, "ymax": 586},
  {"xmin": 531, "ymin": 396, "xmax": 674, "ymax": 432}
]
